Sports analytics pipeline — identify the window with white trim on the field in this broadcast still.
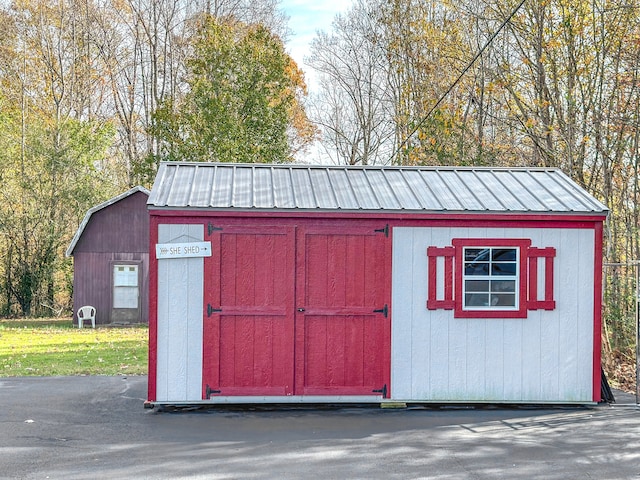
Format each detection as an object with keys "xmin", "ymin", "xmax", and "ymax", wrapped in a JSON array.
[
  {"xmin": 427, "ymin": 238, "xmax": 556, "ymax": 319},
  {"xmin": 463, "ymin": 247, "xmax": 518, "ymax": 310}
]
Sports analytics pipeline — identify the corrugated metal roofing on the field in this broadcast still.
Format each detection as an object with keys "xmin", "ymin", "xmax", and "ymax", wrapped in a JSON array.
[{"xmin": 147, "ymin": 162, "xmax": 608, "ymax": 214}]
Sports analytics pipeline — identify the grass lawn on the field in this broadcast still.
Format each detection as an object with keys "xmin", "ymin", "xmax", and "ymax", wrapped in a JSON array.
[{"xmin": 0, "ymin": 318, "xmax": 148, "ymax": 376}]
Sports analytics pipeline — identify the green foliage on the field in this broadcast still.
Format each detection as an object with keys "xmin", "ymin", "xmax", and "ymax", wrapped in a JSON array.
[
  {"xmin": 151, "ymin": 16, "xmax": 300, "ymax": 166},
  {"xmin": 0, "ymin": 2, "xmax": 314, "ymax": 317},
  {"xmin": 0, "ymin": 106, "xmax": 116, "ymax": 316},
  {"xmin": 0, "ymin": 319, "xmax": 148, "ymax": 376}
]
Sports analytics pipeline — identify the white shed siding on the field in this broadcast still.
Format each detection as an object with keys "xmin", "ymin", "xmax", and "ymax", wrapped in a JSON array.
[
  {"xmin": 391, "ymin": 226, "xmax": 595, "ymax": 402},
  {"xmin": 156, "ymin": 224, "xmax": 204, "ymax": 402}
]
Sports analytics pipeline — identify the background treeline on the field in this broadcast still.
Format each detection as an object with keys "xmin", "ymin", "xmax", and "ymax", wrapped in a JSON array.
[
  {"xmin": 0, "ymin": 0, "xmax": 313, "ymax": 317},
  {"xmin": 0, "ymin": 0, "xmax": 638, "ymax": 369},
  {"xmin": 306, "ymin": 0, "xmax": 640, "ymax": 364}
]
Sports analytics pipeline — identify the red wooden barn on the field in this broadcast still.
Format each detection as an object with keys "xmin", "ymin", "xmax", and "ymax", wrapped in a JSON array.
[
  {"xmin": 66, "ymin": 186, "xmax": 150, "ymax": 326},
  {"xmin": 146, "ymin": 162, "xmax": 608, "ymax": 406}
]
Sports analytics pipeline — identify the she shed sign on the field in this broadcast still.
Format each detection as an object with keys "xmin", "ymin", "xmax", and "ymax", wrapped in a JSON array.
[{"xmin": 155, "ymin": 242, "xmax": 212, "ymax": 259}]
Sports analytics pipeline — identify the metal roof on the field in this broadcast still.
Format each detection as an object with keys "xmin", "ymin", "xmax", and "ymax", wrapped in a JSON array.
[
  {"xmin": 147, "ymin": 162, "xmax": 608, "ymax": 215},
  {"xmin": 66, "ymin": 186, "xmax": 150, "ymax": 257}
]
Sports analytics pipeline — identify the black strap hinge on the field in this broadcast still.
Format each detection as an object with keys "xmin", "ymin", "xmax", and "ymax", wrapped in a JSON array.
[
  {"xmin": 207, "ymin": 304, "xmax": 222, "ymax": 317},
  {"xmin": 206, "ymin": 384, "xmax": 221, "ymax": 399},
  {"xmin": 373, "ymin": 384, "xmax": 387, "ymax": 398},
  {"xmin": 374, "ymin": 224, "xmax": 389, "ymax": 237},
  {"xmin": 373, "ymin": 304, "xmax": 388, "ymax": 318},
  {"xmin": 208, "ymin": 223, "xmax": 223, "ymax": 236}
]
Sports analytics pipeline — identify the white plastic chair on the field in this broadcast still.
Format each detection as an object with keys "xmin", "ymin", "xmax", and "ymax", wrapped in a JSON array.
[{"xmin": 77, "ymin": 306, "xmax": 96, "ymax": 328}]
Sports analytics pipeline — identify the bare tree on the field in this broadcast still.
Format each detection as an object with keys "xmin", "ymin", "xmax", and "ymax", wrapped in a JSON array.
[
  {"xmin": 89, "ymin": 0, "xmax": 287, "ymax": 185},
  {"xmin": 0, "ymin": 0, "xmax": 117, "ymax": 315},
  {"xmin": 306, "ymin": 0, "xmax": 395, "ymax": 165}
]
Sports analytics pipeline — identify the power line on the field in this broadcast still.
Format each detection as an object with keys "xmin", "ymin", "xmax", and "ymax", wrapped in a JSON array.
[{"xmin": 390, "ymin": 0, "xmax": 527, "ymax": 164}]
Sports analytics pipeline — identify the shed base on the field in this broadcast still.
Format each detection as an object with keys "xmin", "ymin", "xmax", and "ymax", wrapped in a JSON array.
[{"xmin": 145, "ymin": 396, "xmax": 597, "ymax": 408}]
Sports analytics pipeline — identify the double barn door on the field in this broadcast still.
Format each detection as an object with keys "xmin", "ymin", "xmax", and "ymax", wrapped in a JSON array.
[{"xmin": 201, "ymin": 222, "xmax": 391, "ymax": 399}]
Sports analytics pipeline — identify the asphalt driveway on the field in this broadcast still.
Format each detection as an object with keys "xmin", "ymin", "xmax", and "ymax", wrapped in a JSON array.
[{"xmin": 1, "ymin": 376, "xmax": 639, "ymax": 479}]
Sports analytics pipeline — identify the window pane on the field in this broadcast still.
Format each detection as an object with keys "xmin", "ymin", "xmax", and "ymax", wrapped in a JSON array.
[
  {"xmin": 490, "ymin": 293, "xmax": 516, "ymax": 307},
  {"xmin": 491, "ymin": 279, "xmax": 516, "ymax": 293},
  {"xmin": 465, "ymin": 262, "xmax": 489, "ymax": 275},
  {"xmin": 114, "ymin": 286, "xmax": 138, "ymax": 308},
  {"xmin": 465, "ymin": 293, "xmax": 489, "ymax": 306},
  {"xmin": 491, "ymin": 262, "xmax": 516, "ymax": 276},
  {"xmin": 466, "ymin": 280, "xmax": 489, "ymax": 292},
  {"xmin": 461, "ymin": 245, "xmax": 519, "ymax": 311},
  {"xmin": 465, "ymin": 248, "xmax": 488, "ymax": 261},
  {"xmin": 114, "ymin": 265, "xmax": 138, "ymax": 286},
  {"xmin": 491, "ymin": 249, "xmax": 516, "ymax": 261}
]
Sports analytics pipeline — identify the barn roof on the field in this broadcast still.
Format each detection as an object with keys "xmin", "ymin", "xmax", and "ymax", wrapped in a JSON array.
[
  {"xmin": 66, "ymin": 186, "xmax": 150, "ymax": 257},
  {"xmin": 148, "ymin": 162, "xmax": 608, "ymax": 215}
]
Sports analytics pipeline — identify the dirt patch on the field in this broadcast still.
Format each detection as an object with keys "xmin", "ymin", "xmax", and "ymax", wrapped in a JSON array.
[{"xmin": 603, "ymin": 349, "xmax": 636, "ymax": 393}]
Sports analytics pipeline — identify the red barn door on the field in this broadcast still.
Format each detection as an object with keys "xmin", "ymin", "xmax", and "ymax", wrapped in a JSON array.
[
  {"xmin": 294, "ymin": 225, "xmax": 391, "ymax": 396},
  {"xmin": 202, "ymin": 222, "xmax": 391, "ymax": 399},
  {"xmin": 202, "ymin": 226, "xmax": 295, "ymax": 397}
]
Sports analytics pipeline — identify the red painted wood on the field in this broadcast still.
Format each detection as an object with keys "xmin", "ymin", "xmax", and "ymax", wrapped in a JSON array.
[
  {"xmin": 426, "ymin": 247, "xmax": 455, "ymax": 310},
  {"xmin": 72, "ymin": 192, "xmax": 150, "ymax": 327},
  {"xmin": 147, "ymin": 216, "xmax": 159, "ymax": 402},
  {"xmin": 202, "ymin": 226, "xmax": 222, "ymax": 398},
  {"xmin": 544, "ymin": 255, "xmax": 555, "ymax": 307},
  {"xmin": 149, "ymin": 208, "xmax": 607, "ymax": 226},
  {"xmin": 430, "ymin": 240, "xmax": 559, "ymax": 319},
  {"xmin": 202, "ymin": 226, "xmax": 295, "ymax": 397},
  {"xmin": 295, "ymin": 224, "xmax": 391, "ymax": 396},
  {"xmin": 528, "ymin": 247, "xmax": 556, "ymax": 310},
  {"xmin": 74, "ymin": 191, "xmax": 149, "ymax": 254},
  {"xmin": 452, "ymin": 238, "xmax": 532, "ymax": 319},
  {"xmin": 149, "ymin": 212, "xmax": 606, "ymax": 403},
  {"xmin": 592, "ymin": 222, "xmax": 604, "ymax": 402},
  {"xmin": 72, "ymin": 252, "xmax": 148, "ymax": 325}
]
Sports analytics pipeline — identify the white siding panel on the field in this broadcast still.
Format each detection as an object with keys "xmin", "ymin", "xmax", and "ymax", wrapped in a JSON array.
[
  {"xmin": 521, "ymin": 229, "xmax": 542, "ymax": 401},
  {"xmin": 157, "ymin": 238, "xmax": 170, "ymax": 401},
  {"xmin": 428, "ymin": 310, "xmax": 450, "ymax": 399},
  {"xmin": 558, "ymin": 229, "xmax": 578, "ymax": 395},
  {"xmin": 411, "ymin": 228, "xmax": 434, "ymax": 399},
  {"xmin": 166, "ymin": 251, "xmax": 188, "ymax": 399},
  {"xmin": 391, "ymin": 226, "xmax": 596, "ymax": 403},
  {"xmin": 501, "ymin": 318, "xmax": 523, "ymax": 401},
  {"xmin": 560, "ymin": 229, "xmax": 594, "ymax": 400},
  {"xmin": 390, "ymin": 229, "xmax": 414, "ymax": 399},
  {"xmin": 156, "ymin": 224, "xmax": 204, "ymax": 402},
  {"xmin": 483, "ymin": 319, "xmax": 504, "ymax": 399},
  {"xmin": 465, "ymin": 318, "xmax": 486, "ymax": 400}
]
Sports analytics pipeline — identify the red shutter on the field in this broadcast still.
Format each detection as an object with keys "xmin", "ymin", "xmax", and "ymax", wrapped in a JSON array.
[
  {"xmin": 427, "ymin": 242, "xmax": 556, "ymax": 315},
  {"xmin": 427, "ymin": 246, "xmax": 455, "ymax": 310},
  {"xmin": 527, "ymin": 247, "xmax": 556, "ymax": 310}
]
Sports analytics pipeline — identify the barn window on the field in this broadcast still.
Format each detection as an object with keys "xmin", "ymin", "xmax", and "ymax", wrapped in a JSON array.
[
  {"xmin": 113, "ymin": 265, "xmax": 139, "ymax": 309},
  {"xmin": 427, "ymin": 239, "xmax": 556, "ymax": 318}
]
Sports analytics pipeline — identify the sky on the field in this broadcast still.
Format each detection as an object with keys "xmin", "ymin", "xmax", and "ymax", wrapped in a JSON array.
[
  {"xmin": 279, "ymin": 1, "xmax": 354, "ymax": 163},
  {"xmin": 280, "ymin": 0, "xmax": 353, "ymax": 86}
]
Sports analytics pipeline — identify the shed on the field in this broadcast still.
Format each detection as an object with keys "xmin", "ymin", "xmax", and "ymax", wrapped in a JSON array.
[
  {"xmin": 67, "ymin": 186, "xmax": 150, "ymax": 326},
  {"xmin": 146, "ymin": 162, "xmax": 608, "ymax": 406}
]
